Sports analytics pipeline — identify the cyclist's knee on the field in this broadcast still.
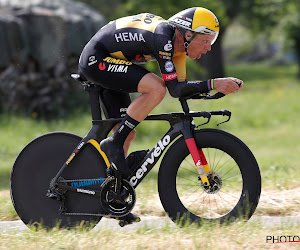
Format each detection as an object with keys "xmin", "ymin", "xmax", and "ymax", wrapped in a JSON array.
[
  {"xmin": 149, "ymin": 78, "xmax": 166, "ymax": 103},
  {"xmin": 155, "ymin": 82, "xmax": 167, "ymax": 101},
  {"xmin": 137, "ymin": 73, "xmax": 166, "ymax": 105}
]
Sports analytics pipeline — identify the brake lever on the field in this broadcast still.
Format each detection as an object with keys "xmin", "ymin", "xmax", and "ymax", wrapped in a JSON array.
[
  {"xmin": 217, "ymin": 110, "xmax": 231, "ymax": 126},
  {"xmin": 196, "ymin": 117, "xmax": 211, "ymax": 128},
  {"xmin": 194, "ymin": 112, "xmax": 211, "ymax": 128}
]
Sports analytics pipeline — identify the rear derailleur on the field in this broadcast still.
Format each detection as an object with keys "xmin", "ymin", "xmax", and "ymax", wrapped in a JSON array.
[{"xmin": 46, "ymin": 177, "xmax": 66, "ymax": 201}]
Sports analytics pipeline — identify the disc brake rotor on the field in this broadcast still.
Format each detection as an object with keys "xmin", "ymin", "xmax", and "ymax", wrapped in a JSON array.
[{"xmin": 200, "ymin": 172, "xmax": 223, "ymax": 194}]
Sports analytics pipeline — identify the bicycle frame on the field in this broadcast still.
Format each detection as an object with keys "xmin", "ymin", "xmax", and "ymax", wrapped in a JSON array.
[
  {"xmin": 52, "ymin": 81, "xmax": 231, "ymax": 197},
  {"xmin": 53, "ymin": 110, "xmax": 208, "ymax": 193}
]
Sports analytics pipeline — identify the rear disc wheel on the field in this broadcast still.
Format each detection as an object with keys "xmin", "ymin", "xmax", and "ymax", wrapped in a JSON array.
[{"xmin": 10, "ymin": 132, "xmax": 107, "ymax": 229}]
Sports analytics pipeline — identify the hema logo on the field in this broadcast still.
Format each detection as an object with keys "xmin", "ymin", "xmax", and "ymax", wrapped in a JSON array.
[{"xmin": 266, "ymin": 235, "xmax": 300, "ymax": 244}]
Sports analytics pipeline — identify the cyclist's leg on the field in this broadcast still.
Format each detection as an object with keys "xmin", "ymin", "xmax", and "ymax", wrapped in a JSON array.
[
  {"xmin": 99, "ymin": 88, "xmax": 135, "ymax": 157},
  {"xmin": 127, "ymin": 73, "xmax": 166, "ymax": 122},
  {"xmin": 79, "ymin": 52, "xmax": 166, "ymax": 176},
  {"xmin": 99, "ymin": 73, "xmax": 167, "ymax": 154},
  {"xmin": 111, "ymin": 124, "xmax": 136, "ymax": 157},
  {"xmin": 100, "ymin": 73, "xmax": 166, "ymax": 176}
]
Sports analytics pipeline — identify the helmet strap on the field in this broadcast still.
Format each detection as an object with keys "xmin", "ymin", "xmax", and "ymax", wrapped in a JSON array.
[{"xmin": 179, "ymin": 27, "xmax": 197, "ymax": 56}]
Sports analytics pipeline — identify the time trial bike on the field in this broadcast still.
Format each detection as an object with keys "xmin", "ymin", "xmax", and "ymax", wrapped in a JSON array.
[{"xmin": 10, "ymin": 74, "xmax": 261, "ymax": 229}]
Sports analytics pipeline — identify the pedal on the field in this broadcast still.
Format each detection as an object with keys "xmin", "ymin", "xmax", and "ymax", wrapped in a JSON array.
[
  {"xmin": 118, "ymin": 213, "xmax": 141, "ymax": 227},
  {"xmin": 46, "ymin": 190, "xmax": 64, "ymax": 201}
]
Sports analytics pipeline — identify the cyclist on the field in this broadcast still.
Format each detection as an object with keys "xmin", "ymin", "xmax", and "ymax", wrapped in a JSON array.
[{"xmin": 78, "ymin": 7, "xmax": 243, "ymax": 223}]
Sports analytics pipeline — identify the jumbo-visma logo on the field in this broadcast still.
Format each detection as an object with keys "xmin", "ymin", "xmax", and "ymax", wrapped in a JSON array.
[{"xmin": 99, "ymin": 62, "xmax": 106, "ymax": 70}]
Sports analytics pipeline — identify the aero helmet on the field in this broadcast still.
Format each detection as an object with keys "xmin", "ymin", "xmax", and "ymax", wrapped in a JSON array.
[{"xmin": 168, "ymin": 7, "xmax": 219, "ymax": 49}]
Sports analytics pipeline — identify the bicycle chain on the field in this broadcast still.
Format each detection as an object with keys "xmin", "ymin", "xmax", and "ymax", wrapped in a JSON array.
[{"xmin": 61, "ymin": 211, "xmax": 126, "ymax": 218}]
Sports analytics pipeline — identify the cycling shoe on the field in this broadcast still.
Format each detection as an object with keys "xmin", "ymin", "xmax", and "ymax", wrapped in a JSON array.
[
  {"xmin": 118, "ymin": 213, "xmax": 141, "ymax": 227},
  {"xmin": 100, "ymin": 138, "xmax": 131, "ymax": 178},
  {"xmin": 126, "ymin": 149, "xmax": 149, "ymax": 171}
]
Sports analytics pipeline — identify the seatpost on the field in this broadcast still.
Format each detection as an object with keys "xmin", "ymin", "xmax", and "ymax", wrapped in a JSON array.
[
  {"xmin": 179, "ymin": 98, "xmax": 190, "ymax": 114},
  {"xmin": 84, "ymin": 85, "xmax": 103, "ymax": 120}
]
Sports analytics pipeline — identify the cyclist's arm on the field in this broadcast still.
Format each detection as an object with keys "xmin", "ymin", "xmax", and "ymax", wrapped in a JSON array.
[
  {"xmin": 153, "ymin": 36, "xmax": 211, "ymax": 98},
  {"xmin": 165, "ymin": 79, "xmax": 211, "ymax": 98}
]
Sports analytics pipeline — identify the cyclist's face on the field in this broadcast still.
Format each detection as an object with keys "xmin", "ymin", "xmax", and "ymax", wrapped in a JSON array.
[{"xmin": 187, "ymin": 34, "xmax": 215, "ymax": 59}]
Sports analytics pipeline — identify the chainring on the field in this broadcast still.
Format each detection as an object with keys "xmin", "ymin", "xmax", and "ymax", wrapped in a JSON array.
[{"xmin": 100, "ymin": 177, "xmax": 136, "ymax": 217}]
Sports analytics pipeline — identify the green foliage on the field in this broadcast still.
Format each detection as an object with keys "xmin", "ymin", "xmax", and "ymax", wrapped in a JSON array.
[
  {"xmin": 240, "ymin": 0, "xmax": 300, "ymax": 58},
  {"xmin": 242, "ymin": 0, "xmax": 286, "ymax": 30},
  {"xmin": 283, "ymin": 0, "xmax": 300, "ymax": 47},
  {"xmin": 76, "ymin": 0, "xmax": 233, "ymax": 26}
]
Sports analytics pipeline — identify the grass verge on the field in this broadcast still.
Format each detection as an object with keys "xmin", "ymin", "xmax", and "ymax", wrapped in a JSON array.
[{"xmin": 0, "ymin": 219, "xmax": 299, "ymax": 249}]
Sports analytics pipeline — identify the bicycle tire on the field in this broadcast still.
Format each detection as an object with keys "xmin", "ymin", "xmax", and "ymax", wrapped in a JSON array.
[
  {"xmin": 158, "ymin": 128, "xmax": 261, "ymax": 225},
  {"xmin": 10, "ymin": 132, "xmax": 107, "ymax": 229}
]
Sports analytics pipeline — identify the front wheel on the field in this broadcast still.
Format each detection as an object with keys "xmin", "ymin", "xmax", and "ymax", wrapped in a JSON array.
[{"xmin": 158, "ymin": 129, "xmax": 261, "ymax": 225}]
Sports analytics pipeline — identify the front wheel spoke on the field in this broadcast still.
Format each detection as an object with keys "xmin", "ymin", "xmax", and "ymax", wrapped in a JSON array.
[
  {"xmin": 219, "ymin": 190, "xmax": 240, "ymax": 200},
  {"xmin": 180, "ymin": 165, "xmax": 198, "ymax": 175},
  {"xmin": 222, "ymin": 180, "xmax": 242, "ymax": 184},
  {"xmin": 187, "ymin": 188, "xmax": 205, "ymax": 207},
  {"xmin": 216, "ymin": 193, "xmax": 231, "ymax": 211},
  {"xmin": 179, "ymin": 186, "xmax": 203, "ymax": 201},
  {"xmin": 222, "ymin": 173, "xmax": 242, "ymax": 182},
  {"xmin": 213, "ymin": 195, "xmax": 220, "ymax": 215},
  {"xmin": 211, "ymin": 151, "xmax": 225, "ymax": 172},
  {"xmin": 178, "ymin": 176, "xmax": 199, "ymax": 185},
  {"xmin": 221, "ymin": 184, "xmax": 242, "ymax": 192},
  {"xmin": 176, "ymin": 183, "xmax": 200, "ymax": 187},
  {"xmin": 177, "ymin": 184, "xmax": 201, "ymax": 193},
  {"xmin": 177, "ymin": 184, "xmax": 201, "ymax": 195},
  {"xmin": 220, "ymin": 165, "xmax": 237, "ymax": 179},
  {"xmin": 201, "ymin": 193, "xmax": 209, "ymax": 215},
  {"xmin": 205, "ymin": 148, "xmax": 211, "ymax": 169},
  {"xmin": 212, "ymin": 148, "xmax": 217, "ymax": 171},
  {"xmin": 209, "ymin": 195, "xmax": 212, "ymax": 217},
  {"xmin": 183, "ymin": 159, "xmax": 198, "ymax": 172},
  {"xmin": 213, "ymin": 158, "xmax": 231, "ymax": 174}
]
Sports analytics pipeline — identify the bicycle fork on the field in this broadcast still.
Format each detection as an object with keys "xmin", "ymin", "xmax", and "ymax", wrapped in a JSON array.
[
  {"xmin": 181, "ymin": 117, "xmax": 211, "ymax": 187},
  {"xmin": 185, "ymin": 137, "xmax": 211, "ymax": 186}
]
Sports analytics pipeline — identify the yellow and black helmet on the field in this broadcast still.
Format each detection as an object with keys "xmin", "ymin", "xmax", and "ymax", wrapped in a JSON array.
[{"xmin": 168, "ymin": 7, "xmax": 220, "ymax": 45}]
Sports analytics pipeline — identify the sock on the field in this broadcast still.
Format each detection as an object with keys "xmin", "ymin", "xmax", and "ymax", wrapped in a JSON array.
[{"xmin": 111, "ymin": 114, "xmax": 139, "ymax": 145}]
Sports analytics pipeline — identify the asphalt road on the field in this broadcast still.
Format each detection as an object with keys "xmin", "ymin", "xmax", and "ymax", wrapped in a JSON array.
[{"xmin": 0, "ymin": 216, "xmax": 300, "ymax": 232}]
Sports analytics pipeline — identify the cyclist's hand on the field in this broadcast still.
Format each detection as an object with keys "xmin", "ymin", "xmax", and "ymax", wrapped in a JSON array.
[{"xmin": 214, "ymin": 77, "xmax": 244, "ymax": 95}]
